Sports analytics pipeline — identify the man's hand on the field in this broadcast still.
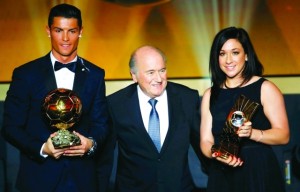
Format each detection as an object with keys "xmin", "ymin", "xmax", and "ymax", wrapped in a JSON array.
[
  {"xmin": 43, "ymin": 133, "xmax": 67, "ymax": 159},
  {"xmin": 63, "ymin": 131, "xmax": 93, "ymax": 157}
]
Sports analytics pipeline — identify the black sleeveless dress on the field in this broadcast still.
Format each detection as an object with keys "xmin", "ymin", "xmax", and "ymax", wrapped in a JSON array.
[{"xmin": 207, "ymin": 78, "xmax": 285, "ymax": 192}]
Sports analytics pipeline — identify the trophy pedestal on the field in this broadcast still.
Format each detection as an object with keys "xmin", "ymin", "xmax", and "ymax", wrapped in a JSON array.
[
  {"xmin": 211, "ymin": 142, "xmax": 239, "ymax": 159},
  {"xmin": 51, "ymin": 129, "xmax": 81, "ymax": 149}
]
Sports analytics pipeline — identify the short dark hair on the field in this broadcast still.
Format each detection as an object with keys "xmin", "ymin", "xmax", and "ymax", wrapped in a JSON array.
[{"xmin": 48, "ymin": 3, "xmax": 82, "ymax": 28}]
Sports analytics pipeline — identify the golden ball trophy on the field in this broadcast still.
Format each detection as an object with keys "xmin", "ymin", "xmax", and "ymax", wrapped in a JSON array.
[{"xmin": 42, "ymin": 88, "xmax": 82, "ymax": 149}]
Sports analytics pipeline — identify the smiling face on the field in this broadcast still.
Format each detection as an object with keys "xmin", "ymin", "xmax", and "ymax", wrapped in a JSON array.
[
  {"xmin": 46, "ymin": 17, "xmax": 82, "ymax": 63},
  {"xmin": 131, "ymin": 46, "xmax": 167, "ymax": 98},
  {"xmin": 219, "ymin": 39, "xmax": 248, "ymax": 80}
]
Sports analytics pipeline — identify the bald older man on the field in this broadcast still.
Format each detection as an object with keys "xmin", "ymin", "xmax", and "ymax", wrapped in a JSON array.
[{"xmin": 106, "ymin": 45, "xmax": 205, "ymax": 192}]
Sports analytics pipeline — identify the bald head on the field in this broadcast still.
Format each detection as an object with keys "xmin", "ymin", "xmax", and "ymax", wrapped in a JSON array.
[
  {"xmin": 129, "ymin": 45, "xmax": 168, "ymax": 98},
  {"xmin": 129, "ymin": 45, "xmax": 167, "ymax": 74}
]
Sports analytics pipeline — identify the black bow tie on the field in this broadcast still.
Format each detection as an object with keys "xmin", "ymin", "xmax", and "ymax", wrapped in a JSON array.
[{"xmin": 54, "ymin": 61, "xmax": 77, "ymax": 72}]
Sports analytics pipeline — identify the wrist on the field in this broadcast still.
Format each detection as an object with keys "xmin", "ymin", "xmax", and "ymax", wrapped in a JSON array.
[
  {"xmin": 86, "ymin": 137, "xmax": 97, "ymax": 156},
  {"xmin": 256, "ymin": 130, "xmax": 264, "ymax": 142}
]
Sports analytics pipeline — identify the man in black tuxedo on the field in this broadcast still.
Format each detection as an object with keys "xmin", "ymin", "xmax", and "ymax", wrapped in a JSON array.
[
  {"xmin": 1, "ymin": 4, "xmax": 111, "ymax": 192},
  {"xmin": 107, "ymin": 45, "xmax": 204, "ymax": 191}
]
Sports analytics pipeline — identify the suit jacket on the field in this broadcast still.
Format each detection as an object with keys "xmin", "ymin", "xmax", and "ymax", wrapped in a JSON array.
[
  {"xmin": 1, "ymin": 53, "xmax": 112, "ymax": 192},
  {"xmin": 107, "ymin": 82, "xmax": 202, "ymax": 192}
]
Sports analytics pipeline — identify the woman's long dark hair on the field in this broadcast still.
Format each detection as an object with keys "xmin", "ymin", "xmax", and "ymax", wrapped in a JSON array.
[{"xmin": 209, "ymin": 27, "xmax": 264, "ymax": 104}]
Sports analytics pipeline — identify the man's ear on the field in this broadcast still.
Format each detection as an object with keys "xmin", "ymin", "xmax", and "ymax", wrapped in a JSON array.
[
  {"xmin": 131, "ymin": 71, "xmax": 138, "ymax": 83},
  {"xmin": 46, "ymin": 26, "xmax": 51, "ymax": 37},
  {"xmin": 79, "ymin": 27, "xmax": 83, "ymax": 38}
]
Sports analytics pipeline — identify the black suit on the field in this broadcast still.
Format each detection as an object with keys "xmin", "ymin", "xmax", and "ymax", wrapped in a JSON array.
[
  {"xmin": 1, "ymin": 53, "xmax": 112, "ymax": 192},
  {"xmin": 107, "ymin": 82, "xmax": 202, "ymax": 192}
]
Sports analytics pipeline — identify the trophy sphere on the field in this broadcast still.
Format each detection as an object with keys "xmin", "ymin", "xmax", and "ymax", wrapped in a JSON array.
[
  {"xmin": 230, "ymin": 110, "xmax": 245, "ymax": 127},
  {"xmin": 42, "ymin": 88, "xmax": 82, "ymax": 130}
]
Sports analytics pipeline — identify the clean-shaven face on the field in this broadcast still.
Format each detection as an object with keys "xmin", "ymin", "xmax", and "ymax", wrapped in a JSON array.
[
  {"xmin": 46, "ymin": 17, "xmax": 82, "ymax": 63},
  {"xmin": 219, "ymin": 38, "xmax": 248, "ymax": 79},
  {"xmin": 131, "ymin": 47, "xmax": 167, "ymax": 98}
]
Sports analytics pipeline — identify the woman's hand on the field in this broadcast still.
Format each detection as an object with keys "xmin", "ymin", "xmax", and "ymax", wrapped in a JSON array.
[
  {"xmin": 237, "ymin": 121, "xmax": 252, "ymax": 138},
  {"xmin": 212, "ymin": 152, "xmax": 244, "ymax": 167}
]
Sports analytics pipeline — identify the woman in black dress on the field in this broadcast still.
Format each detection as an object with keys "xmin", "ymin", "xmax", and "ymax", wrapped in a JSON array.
[{"xmin": 200, "ymin": 27, "xmax": 290, "ymax": 192}]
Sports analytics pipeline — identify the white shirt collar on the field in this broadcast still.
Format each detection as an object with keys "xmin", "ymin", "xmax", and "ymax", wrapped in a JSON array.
[
  {"xmin": 137, "ymin": 85, "xmax": 167, "ymax": 104},
  {"xmin": 50, "ymin": 52, "xmax": 77, "ymax": 68}
]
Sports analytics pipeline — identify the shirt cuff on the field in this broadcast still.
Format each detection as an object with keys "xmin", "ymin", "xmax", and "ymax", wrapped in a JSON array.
[{"xmin": 40, "ymin": 143, "xmax": 48, "ymax": 158}]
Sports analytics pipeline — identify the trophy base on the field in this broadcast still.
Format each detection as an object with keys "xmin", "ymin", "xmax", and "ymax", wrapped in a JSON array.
[
  {"xmin": 51, "ymin": 129, "xmax": 81, "ymax": 149},
  {"xmin": 211, "ymin": 142, "xmax": 239, "ymax": 160}
]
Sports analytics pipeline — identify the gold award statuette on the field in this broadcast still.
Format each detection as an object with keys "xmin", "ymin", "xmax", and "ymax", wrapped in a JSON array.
[
  {"xmin": 42, "ymin": 88, "xmax": 82, "ymax": 149},
  {"xmin": 211, "ymin": 94, "xmax": 259, "ymax": 159}
]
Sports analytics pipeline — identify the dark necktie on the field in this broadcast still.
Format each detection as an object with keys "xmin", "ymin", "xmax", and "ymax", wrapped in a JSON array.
[
  {"xmin": 54, "ymin": 61, "xmax": 77, "ymax": 72},
  {"xmin": 148, "ymin": 99, "xmax": 161, "ymax": 152}
]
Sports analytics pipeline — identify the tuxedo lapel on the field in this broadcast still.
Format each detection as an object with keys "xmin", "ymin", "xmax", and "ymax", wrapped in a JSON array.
[
  {"xmin": 40, "ymin": 54, "xmax": 57, "ymax": 92},
  {"xmin": 126, "ymin": 85, "xmax": 160, "ymax": 152},
  {"xmin": 160, "ymin": 85, "xmax": 182, "ymax": 153},
  {"xmin": 40, "ymin": 54, "xmax": 87, "ymax": 95},
  {"xmin": 72, "ymin": 59, "xmax": 88, "ymax": 97},
  {"xmin": 127, "ymin": 87, "xmax": 148, "ymax": 134}
]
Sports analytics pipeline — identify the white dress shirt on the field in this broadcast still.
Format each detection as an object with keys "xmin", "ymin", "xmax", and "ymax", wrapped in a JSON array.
[
  {"xmin": 137, "ymin": 85, "xmax": 169, "ymax": 147},
  {"xmin": 50, "ymin": 52, "xmax": 76, "ymax": 90}
]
